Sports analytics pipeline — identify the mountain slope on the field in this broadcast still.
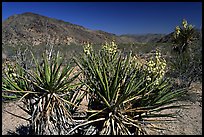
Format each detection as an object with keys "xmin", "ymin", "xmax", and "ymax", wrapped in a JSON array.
[
  {"xmin": 2, "ymin": 12, "xmax": 166, "ymax": 46},
  {"xmin": 120, "ymin": 34, "xmax": 165, "ymax": 43},
  {"xmin": 2, "ymin": 12, "xmax": 122, "ymax": 46}
]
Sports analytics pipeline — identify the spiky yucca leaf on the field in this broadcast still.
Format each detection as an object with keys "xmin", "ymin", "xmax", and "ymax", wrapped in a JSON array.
[
  {"xmin": 73, "ymin": 42, "xmax": 186, "ymax": 135},
  {"xmin": 2, "ymin": 51, "xmax": 82, "ymax": 135},
  {"xmin": 2, "ymin": 62, "xmax": 31, "ymax": 100}
]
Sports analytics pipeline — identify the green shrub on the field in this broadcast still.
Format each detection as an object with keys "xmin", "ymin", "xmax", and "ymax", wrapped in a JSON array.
[
  {"xmin": 2, "ymin": 61, "xmax": 30, "ymax": 101},
  {"xmin": 2, "ymin": 51, "xmax": 82, "ymax": 135},
  {"xmin": 73, "ymin": 41, "xmax": 185, "ymax": 135}
]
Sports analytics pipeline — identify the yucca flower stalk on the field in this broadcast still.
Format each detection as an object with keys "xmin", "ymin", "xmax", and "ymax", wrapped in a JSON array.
[
  {"xmin": 144, "ymin": 50, "xmax": 167, "ymax": 86},
  {"xmin": 2, "ymin": 51, "xmax": 82, "ymax": 135},
  {"xmin": 73, "ymin": 42, "xmax": 186, "ymax": 135}
]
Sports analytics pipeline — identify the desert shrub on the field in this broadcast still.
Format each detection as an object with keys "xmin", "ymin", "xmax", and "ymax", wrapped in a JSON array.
[
  {"xmin": 2, "ymin": 61, "xmax": 30, "ymax": 101},
  {"xmin": 2, "ymin": 50, "xmax": 83, "ymax": 135},
  {"xmin": 172, "ymin": 19, "xmax": 196, "ymax": 54},
  {"xmin": 73, "ymin": 41, "xmax": 185, "ymax": 135},
  {"xmin": 168, "ymin": 19, "xmax": 202, "ymax": 88}
]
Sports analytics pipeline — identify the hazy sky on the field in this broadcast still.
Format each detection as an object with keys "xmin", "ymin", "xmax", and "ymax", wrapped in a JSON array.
[{"xmin": 2, "ymin": 2, "xmax": 202, "ymax": 35}]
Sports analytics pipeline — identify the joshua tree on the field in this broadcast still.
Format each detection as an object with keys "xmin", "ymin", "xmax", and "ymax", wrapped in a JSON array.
[
  {"xmin": 172, "ymin": 19, "xmax": 196, "ymax": 54},
  {"xmin": 170, "ymin": 19, "xmax": 201, "ymax": 88}
]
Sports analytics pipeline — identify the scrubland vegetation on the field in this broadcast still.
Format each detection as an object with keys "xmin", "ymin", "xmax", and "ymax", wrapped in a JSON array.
[{"xmin": 2, "ymin": 19, "xmax": 202, "ymax": 135}]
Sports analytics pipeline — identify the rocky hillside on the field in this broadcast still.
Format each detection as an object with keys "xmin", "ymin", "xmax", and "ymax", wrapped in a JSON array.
[
  {"xmin": 2, "ymin": 12, "xmax": 165, "ymax": 46},
  {"xmin": 120, "ymin": 33, "xmax": 165, "ymax": 43},
  {"xmin": 2, "ymin": 12, "xmax": 117, "ymax": 46}
]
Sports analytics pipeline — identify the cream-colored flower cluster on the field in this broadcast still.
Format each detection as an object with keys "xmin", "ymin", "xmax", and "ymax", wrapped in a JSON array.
[
  {"xmin": 145, "ymin": 50, "xmax": 167, "ymax": 85},
  {"xmin": 174, "ymin": 19, "xmax": 194, "ymax": 39},
  {"xmin": 175, "ymin": 26, "xmax": 181, "ymax": 36},
  {"xmin": 102, "ymin": 40, "xmax": 117, "ymax": 54},
  {"xmin": 3, "ymin": 61, "xmax": 18, "ymax": 80},
  {"xmin": 182, "ymin": 19, "xmax": 188, "ymax": 29},
  {"xmin": 83, "ymin": 42, "xmax": 93, "ymax": 55}
]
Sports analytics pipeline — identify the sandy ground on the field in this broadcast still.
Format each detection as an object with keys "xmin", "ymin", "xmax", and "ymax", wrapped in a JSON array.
[
  {"xmin": 2, "ymin": 101, "xmax": 30, "ymax": 135},
  {"xmin": 152, "ymin": 82, "xmax": 202, "ymax": 135},
  {"xmin": 2, "ymin": 81, "xmax": 202, "ymax": 135}
]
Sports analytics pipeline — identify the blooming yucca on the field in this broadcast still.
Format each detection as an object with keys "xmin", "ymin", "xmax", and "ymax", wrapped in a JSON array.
[
  {"xmin": 173, "ymin": 19, "xmax": 196, "ymax": 54},
  {"xmin": 182, "ymin": 19, "xmax": 188, "ymax": 29},
  {"xmin": 83, "ymin": 42, "xmax": 93, "ymax": 55},
  {"xmin": 145, "ymin": 50, "xmax": 167, "ymax": 86},
  {"xmin": 74, "ymin": 42, "xmax": 185, "ymax": 135},
  {"xmin": 175, "ymin": 26, "xmax": 181, "ymax": 36},
  {"xmin": 102, "ymin": 40, "xmax": 117, "ymax": 54}
]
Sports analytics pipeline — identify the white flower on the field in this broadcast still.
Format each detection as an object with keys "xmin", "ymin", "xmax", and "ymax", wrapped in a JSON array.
[
  {"xmin": 175, "ymin": 26, "xmax": 181, "ymax": 35},
  {"xmin": 182, "ymin": 19, "xmax": 188, "ymax": 29},
  {"xmin": 147, "ymin": 76, "xmax": 151, "ymax": 81}
]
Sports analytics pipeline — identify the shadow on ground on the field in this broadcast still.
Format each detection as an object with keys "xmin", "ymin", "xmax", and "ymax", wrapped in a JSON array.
[{"xmin": 7, "ymin": 125, "xmax": 31, "ymax": 135}]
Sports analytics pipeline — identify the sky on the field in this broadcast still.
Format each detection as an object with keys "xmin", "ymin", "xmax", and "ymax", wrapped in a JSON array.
[{"xmin": 2, "ymin": 2, "xmax": 202, "ymax": 35}]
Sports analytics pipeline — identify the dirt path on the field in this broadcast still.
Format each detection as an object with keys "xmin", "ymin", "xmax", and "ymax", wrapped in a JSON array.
[{"xmin": 2, "ymin": 82, "xmax": 202, "ymax": 135}]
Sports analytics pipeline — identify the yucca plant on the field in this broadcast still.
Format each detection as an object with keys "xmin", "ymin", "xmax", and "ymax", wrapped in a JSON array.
[
  {"xmin": 170, "ymin": 19, "xmax": 200, "ymax": 88},
  {"xmin": 2, "ymin": 51, "xmax": 82, "ymax": 135},
  {"xmin": 172, "ymin": 19, "xmax": 196, "ymax": 54},
  {"xmin": 72, "ymin": 42, "xmax": 186, "ymax": 135},
  {"xmin": 2, "ymin": 60, "xmax": 31, "ymax": 101}
]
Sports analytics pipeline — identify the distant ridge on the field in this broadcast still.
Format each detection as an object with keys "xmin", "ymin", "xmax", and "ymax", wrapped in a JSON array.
[{"xmin": 2, "ymin": 12, "xmax": 166, "ymax": 46}]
